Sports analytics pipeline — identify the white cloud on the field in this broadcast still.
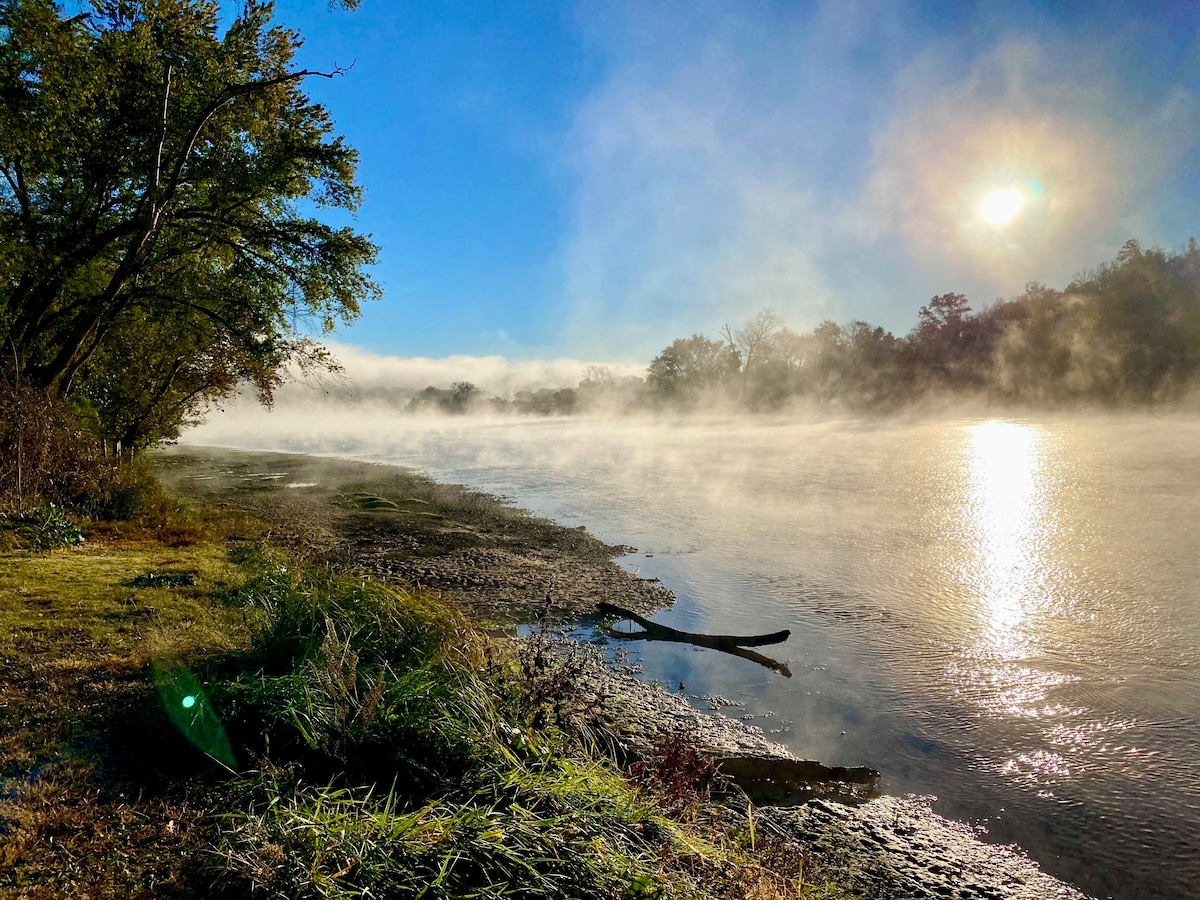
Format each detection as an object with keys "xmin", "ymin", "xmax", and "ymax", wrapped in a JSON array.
[{"xmin": 559, "ymin": 1, "xmax": 899, "ymax": 355}]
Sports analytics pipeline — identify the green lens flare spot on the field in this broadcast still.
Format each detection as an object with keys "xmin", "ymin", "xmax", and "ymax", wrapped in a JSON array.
[{"xmin": 152, "ymin": 660, "xmax": 237, "ymax": 770}]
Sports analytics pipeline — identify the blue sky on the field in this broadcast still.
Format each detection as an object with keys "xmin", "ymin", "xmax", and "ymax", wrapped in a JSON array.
[{"xmin": 269, "ymin": 0, "xmax": 1200, "ymax": 368}]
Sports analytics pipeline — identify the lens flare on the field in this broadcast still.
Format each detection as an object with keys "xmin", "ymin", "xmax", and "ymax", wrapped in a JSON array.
[
  {"xmin": 153, "ymin": 661, "xmax": 237, "ymax": 770},
  {"xmin": 981, "ymin": 189, "xmax": 1024, "ymax": 224}
]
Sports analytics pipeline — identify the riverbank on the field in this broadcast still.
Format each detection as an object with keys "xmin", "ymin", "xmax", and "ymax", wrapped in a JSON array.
[
  {"xmin": 4, "ymin": 451, "xmax": 856, "ymax": 898},
  {"xmin": 152, "ymin": 446, "xmax": 674, "ymax": 624},
  {"xmin": 151, "ymin": 445, "xmax": 1092, "ymax": 900}
]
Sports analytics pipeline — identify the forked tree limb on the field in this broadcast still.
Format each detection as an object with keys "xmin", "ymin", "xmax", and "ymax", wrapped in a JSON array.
[
  {"xmin": 596, "ymin": 602, "xmax": 789, "ymax": 648},
  {"xmin": 595, "ymin": 602, "xmax": 793, "ymax": 677}
]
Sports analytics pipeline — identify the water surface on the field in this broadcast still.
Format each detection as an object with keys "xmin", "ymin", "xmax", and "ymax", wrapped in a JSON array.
[{"xmin": 189, "ymin": 411, "xmax": 1200, "ymax": 899}]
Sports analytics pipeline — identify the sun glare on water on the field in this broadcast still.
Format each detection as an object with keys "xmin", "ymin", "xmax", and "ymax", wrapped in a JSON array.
[{"xmin": 981, "ymin": 189, "xmax": 1025, "ymax": 225}]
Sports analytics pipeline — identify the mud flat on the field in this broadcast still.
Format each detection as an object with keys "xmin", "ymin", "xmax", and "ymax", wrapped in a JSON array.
[{"xmin": 156, "ymin": 445, "xmax": 1093, "ymax": 900}]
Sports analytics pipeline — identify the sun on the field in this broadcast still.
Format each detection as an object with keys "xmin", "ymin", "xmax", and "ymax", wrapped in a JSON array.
[{"xmin": 981, "ymin": 189, "xmax": 1025, "ymax": 225}]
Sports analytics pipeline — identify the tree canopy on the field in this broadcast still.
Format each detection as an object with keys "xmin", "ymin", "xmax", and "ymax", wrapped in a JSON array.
[
  {"xmin": 646, "ymin": 334, "xmax": 739, "ymax": 402},
  {"xmin": 0, "ymin": 0, "xmax": 378, "ymax": 446}
]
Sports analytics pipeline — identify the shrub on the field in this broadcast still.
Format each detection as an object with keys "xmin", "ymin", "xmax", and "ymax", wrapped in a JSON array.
[
  {"xmin": 629, "ymin": 731, "xmax": 722, "ymax": 819},
  {"xmin": 0, "ymin": 382, "xmax": 180, "ymax": 522},
  {"xmin": 215, "ymin": 552, "xmax": 510, "ymax": 789},
  {"xmin": 74, "ymin": 459, "xmax": 173, "ymax": 522},
  {"xmin": 0, "ymin": 381, "xmax": 116, "ymax": 511},
  {"xmin": 0, "ymin": 503, "xmax": 86, "ymax": 550}
]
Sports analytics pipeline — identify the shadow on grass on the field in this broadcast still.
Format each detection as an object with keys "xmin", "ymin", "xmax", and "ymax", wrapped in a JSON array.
[{"xmin": 71, "ymin": 664, "xmax": 235, "ymax": 789}]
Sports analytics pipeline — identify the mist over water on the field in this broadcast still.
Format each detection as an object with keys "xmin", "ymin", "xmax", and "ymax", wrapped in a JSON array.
[{"xmin": 187, "ymin": 410, "xmax": 1200, "ymax": 899}]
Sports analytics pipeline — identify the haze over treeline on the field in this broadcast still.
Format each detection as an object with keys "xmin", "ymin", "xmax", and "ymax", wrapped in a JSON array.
[{"xmin": 385, "ymin": 238, "xmax": 1200, "ymax": 417}]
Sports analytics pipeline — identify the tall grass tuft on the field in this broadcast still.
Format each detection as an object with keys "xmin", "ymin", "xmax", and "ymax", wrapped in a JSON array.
[
  {"xmin": 217, "ymin": 758, "xmax": 700, "ymax": 900},
  {"xmin": 214, "ymin": 549, "xmax": 509, "ymax": 789}
]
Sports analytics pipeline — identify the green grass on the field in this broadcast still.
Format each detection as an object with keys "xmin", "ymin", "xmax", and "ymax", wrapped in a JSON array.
[
  {"xmin": 202, "ymin": 552, "xmax": 856, "ymax": 900},
  {"xmin": 218, "ymin": 760, "xmax": 688, "ymax": 899},
  {"xmin": 0, "ymin": 539, "xmax": 244, "ymax": 667},
  {"xmin": 0, "ymin": 491, "xmax": 857, "ymax": 900},
  {"xmin": 0, "ymin": 526, "xmax": 252, "ymax": 897}
]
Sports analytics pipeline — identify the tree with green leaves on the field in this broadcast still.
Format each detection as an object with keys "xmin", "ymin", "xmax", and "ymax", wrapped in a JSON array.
[
  {"xmin": 0, "ymin": 0, "xmax": 378, "ymax": 443},
  {"xmin": 646, "ymin": 334, "xmax": 739, "ymax": 402}
]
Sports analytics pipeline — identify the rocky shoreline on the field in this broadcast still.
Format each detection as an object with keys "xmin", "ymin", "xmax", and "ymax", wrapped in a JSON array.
[
  {"xmin": 157, "ymin": 445, "xmax": 1092, "ymax": 900},
  {"xmin": 574, "ymin": 663, "xmax": 1088, "ymax": 900},
  {"xmin": 154, "ymin": 446, "xmax": 673, "ymax": 623}
]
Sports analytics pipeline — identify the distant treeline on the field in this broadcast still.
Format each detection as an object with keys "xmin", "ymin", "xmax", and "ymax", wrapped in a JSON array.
[{"xmin": 412, "ymin": 238, "xmax": 1200, "ymax": 415}]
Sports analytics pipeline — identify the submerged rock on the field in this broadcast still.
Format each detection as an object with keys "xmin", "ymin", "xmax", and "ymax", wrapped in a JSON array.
[
  {"xmin": 717, "ymin": 755, "xmax": 879, "ymax": 806},
  {"xmin": 577, "ymin": 664, "xmax": 880, "ymax": 803}
]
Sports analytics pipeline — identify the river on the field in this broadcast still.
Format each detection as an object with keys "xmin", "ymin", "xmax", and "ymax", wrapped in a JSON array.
[{"xmin": 187, "ymin": 410, "xmax": 1200, "ymax": 900}]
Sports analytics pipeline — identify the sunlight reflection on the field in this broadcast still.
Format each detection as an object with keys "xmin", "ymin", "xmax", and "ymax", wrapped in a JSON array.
[
  {"xmin": 966, "ymin": 421, "xmax": 1047, "ymax": 655},
  {"xmin": 947, "ymin": 422, "xmax": 1060, "ymax": 721},
  {"xmin": 1001, "ymin": 749, "xmax": 1075, "ymax": 795},
  {"xmin": 1045, "ymin": 719, "xmax": 1149, "ymax": 760},
  {"xmin": 945, "ymin": 422, "xmax": 1145, "ymax": 793}
]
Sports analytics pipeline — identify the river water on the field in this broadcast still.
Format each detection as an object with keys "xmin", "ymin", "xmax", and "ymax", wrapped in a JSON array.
[{"xmin": 188, "ymin": 410, "xmax": 1200, "ymax": 899}]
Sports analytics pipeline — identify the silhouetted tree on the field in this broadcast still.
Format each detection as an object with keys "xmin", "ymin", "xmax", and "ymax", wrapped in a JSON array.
[
  {"xmin": 721, "ymin": 308, "xmax": 783, "ymax": 374},
  {"xmin": 906, "ymin": 293, "xmax": 998, "ymax": 387},
  {"xmin": 579, "ymin": 365, "xmax": 615, "ymax": 391}
]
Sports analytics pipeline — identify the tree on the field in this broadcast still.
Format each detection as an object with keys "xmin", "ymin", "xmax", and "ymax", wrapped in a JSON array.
[
  {"xmin": 0, "ymin": 0, "xmax": 378, "ymax": 440},
  {"xmin": 450, "ymin": 381, "xmax": 480, "ymax": 411},
  {"xmin": 576, "ymin": 364, "xmax": 615, "ymax": 409},
  {"xmin": 646, "ymin": 334, "xmax": 739, "ymax": 401},
  {"xmin": 75, "ymin": 303, "xmax": 291, "ymax": 449},
  {"xmin": 802, "ymin": 320, "xmax": 847, "ymax": 397},
  {"xmin": 911, "ymin": 293, "xmax": 971, "ymax": 349},
  {"xmin": 1062, "ymin": 239, "xmax": 1200, "ymax": 400},
  {"xmin": 720, "ymin": 307, "xmax": 782, "ymax": 374},
  {"xmin": 906, "ymin": 292, "xmax": 996, "ymax": 385},
  {"xmin": 578, "ymin": 364, "xmax": 614, "ymax": 391}
]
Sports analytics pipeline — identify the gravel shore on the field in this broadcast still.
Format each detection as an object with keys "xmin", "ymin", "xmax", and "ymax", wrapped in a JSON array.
[{"xmin": 154, "ymin": 446, "xmax": 673, "ymax": 622}]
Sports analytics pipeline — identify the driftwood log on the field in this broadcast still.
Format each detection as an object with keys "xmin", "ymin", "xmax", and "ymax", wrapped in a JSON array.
[
  {"xmin": 716, "ymin": 755, "xmax": 880, "ymax": 805},
  {"xmin": 595, "ymin": 602, "xmax": 793, "ymax": 677}
]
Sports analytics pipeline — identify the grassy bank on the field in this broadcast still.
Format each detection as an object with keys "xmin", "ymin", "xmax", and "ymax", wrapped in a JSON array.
[{"xmin": 0, "ymin": 484, "xmax": 853, "ymax": 899}]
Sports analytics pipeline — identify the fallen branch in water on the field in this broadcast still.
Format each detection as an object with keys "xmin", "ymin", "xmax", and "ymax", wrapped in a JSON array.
[
  {"xmin": 596, "ymin": 602, "xmax": 789, "ymax": 648},
  {"xmin": 595, "ymin": 602, "xmax": 793, "ymax": 677}
]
